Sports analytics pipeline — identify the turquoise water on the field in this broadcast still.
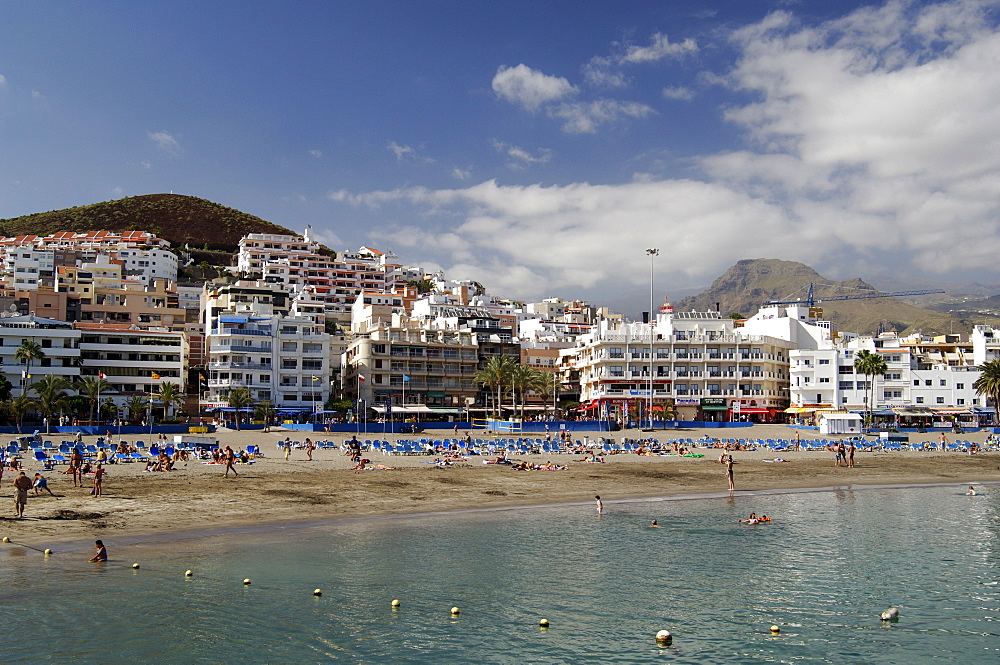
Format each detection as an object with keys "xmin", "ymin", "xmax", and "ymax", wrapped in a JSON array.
[{"xmin": 1, "ymin": 485, "xmax": 998, "ymax": 664}]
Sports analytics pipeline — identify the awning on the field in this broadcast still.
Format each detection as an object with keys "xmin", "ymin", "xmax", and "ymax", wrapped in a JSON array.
[
  {"xmin": 870, "ymin": 409, "xmax": 896, "ymax": 416},
  {"xmin": 893, "ymin": 408, "xmax": 933, "ymax": 416},
  {"xmin": 736, "ymin": 408, "xmax": 772, "ymax": 413},
  {"xmin": 932, "ymin": 408, "xmax": 971, "ymax": 415},
  {"xmin": 701, "ymin": 405, "xmax": 728, "ymax": 411}
]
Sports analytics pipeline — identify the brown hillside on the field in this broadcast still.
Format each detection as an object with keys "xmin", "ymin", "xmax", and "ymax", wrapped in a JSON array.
[
  {"xmin": 675, "ymin": 258, "xmax": 969, "ymax": 336},
  {"xmin": 0, "ymin": 194, "xmax": 299, "ymax": 252}
]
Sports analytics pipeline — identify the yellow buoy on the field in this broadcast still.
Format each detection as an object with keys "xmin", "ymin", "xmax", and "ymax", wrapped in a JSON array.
[
  {"xmin": 391, "ymin": 599, "xmax": 401, "ymax": 608},
  {"xmin": 2, "ymin": 536, "xmax": 9, "ymax": 543},
  {"xmin": 313, "ymin": 589, "xmax": 322, "ymax": 596},
  {"xmin": 539, "ymin": 619, "xmax": 549, "ymax": 628},
  {"xmin": 43, "ymin": 549, "xmax": 52, "ymax": 556},
  {"xmin": 770, "ymin": 625, "xmax": 780, "ymax": 634},
  {"xmin": 132, "ymin": 563, "xmax": 140, "ymax": 569},
  {"xmin": 655, "ymin": 630, "xmax": 672, "ymax": 645},
  {"xmin": 243, "ymin": 578, "xmax": 252, "ymax": 585},
  {"xmin": 450, "ymin": 606, "xmax": 460, "ymax": 615},
  {"xmin": 185, "ymin": 570, "xmax": 193, "ymax": 577}
]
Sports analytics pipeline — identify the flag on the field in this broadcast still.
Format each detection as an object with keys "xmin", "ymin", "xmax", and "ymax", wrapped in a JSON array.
[
  {"xmin": 358, "ymin": 375, "xmax": 366, "ymax": 382},
  {"xmin": 98, "ymin": 371, "xmax": 105, "ymax": 379},
  {"xmin": 402, "ymin": 375, "xmax": 410, "ymax": 382},
  {"xmin": 151, "ymin": 372, "xmax": 161, "ymax": 380},
  {"xmin": 311, "ymin": 375, "xmax": 319, "ymax": 382}
]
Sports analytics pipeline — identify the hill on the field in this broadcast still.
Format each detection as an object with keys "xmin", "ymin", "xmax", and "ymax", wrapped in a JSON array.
[
  {"xmin": 674, "ymin": 259, "xmax": 975, "ymax": 336},
  {"xmin": 0, "ymin": 194, "xmax": 299, "ymax": 252}
]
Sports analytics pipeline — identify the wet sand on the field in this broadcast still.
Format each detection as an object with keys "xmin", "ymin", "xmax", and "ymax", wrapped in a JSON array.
[{"xmin": 2, "ymin": 425, "xmax": 998, "ymax": 548}]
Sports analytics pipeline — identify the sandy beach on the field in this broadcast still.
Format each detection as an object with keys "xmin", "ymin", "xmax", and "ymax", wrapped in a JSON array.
[{"xmin": 2, "ymin": 424, "xmax": 998, "ymax": 548}]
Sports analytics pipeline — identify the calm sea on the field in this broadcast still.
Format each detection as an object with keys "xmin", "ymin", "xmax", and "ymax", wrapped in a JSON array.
[{"xmin": 1, "ymin": 484, "xmax": 997, "ymax": 664}]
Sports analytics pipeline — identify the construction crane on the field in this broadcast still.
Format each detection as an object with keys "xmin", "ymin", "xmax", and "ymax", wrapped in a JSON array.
[{"xmin": 763, "ymin": 282, "xmax": 945, "ymax": 307}]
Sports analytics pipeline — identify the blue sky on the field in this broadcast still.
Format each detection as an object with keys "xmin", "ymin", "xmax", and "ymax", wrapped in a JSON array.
[{"xmin": 3, "ymin": 0, "xmax": 1000, "ymax": 310}]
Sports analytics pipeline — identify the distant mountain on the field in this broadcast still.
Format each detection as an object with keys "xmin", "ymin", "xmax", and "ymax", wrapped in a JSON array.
[
  {"xmin": 0, "ymin": 194, "xmax": 299, "ymax": 252},
  {"xmin": 675, "ymin": 258, "xmax": 982, "ymax": 336}
]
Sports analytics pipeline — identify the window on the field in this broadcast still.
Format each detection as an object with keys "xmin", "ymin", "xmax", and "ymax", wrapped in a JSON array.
[
  {"xmin": 818, "ymin": 359, "xmax": 830, "ymax": 365},
  {"xmin": 925, "ymin": 380, "xmax": 932, "ymax": 386},
  {"xmin": 936, "ymin": 397, "xmax": 945, "ymax": 404},
  {"xmin": 916, "ymin": 397, "xmax": 924, "ymax": 404},
  {"xmin": 940, "ymin": 379, "xmax": 947, "ymax": 387},
  {"xmin": 839, "ymin": 381, "xmax": 853, "ymax": 390},
  {"xmin": 819, "ymin": 377, "xmax": 830, "ymax": 383},
  {"xmin": 373, "ymin": 344, "xmax": 386, "ymax": 354},
  {"xmin": 957, "ymin": 398, "xmax": 965, "ymax": 405},
  {"xmin": 957, "ymin": 383, "xmax": 964, "ymax": 390},
  {"xmin": 913, "ymin": 380, "xmax": 920, "ymax": 386}
]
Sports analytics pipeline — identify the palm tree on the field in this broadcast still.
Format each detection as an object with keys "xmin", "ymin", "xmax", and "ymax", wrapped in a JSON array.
[
  {"xmin": 125, "ymin": 395, "xmax": 149, "ymax": 424},
  {"xmin": 14, "ymin": 339, "xmax": 44, "ymax": 394},
  {"xmin": 225, "ymin": 387, "xmax": 254, "ymax": 431},
  {"xmin": 6, "ymin": 393, "xmax": 37, "ymax": 433},
  {"xmin": 854, "ymin": 349, "xmax": 887, "ymax": 423},
  {"xmin": 973, "ymin": 359, "xmax": 1000, "ymax": 426},
  {"xmin": 79, "ymin": 375, "xmax": 113, "ymax": 425},
  {"xmin": 474, "ymin": 355, "xmax": 517, "ymax": 417},
  {"xmin": 31, "ymin": 374, "xmax": 71, "ymax": 433},
  {"xmin": 153, "ymin": 381, "xmax": 185, "ymax": 421},
  {"xmin": 255, "ymin": 400, "xmax": 277, "ymax": 432},
  {"xmin": 509, "ymin": 364, "xmax": 536, "ymax": 420}
]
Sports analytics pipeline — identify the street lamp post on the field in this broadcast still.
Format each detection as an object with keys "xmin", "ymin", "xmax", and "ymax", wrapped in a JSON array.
[{"xmin": 646, "ymin": 248, "xmax": 659, "ymax": 429}]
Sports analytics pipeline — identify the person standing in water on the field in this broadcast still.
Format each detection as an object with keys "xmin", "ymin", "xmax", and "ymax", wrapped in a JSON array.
[{"xmin": 595, "ymin": 495, "xmax": 604, "ymax": 513}]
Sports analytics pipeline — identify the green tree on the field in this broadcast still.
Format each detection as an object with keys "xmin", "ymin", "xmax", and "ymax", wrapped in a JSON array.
[
  {"xmin": 153, "ymin": 381, "xmax": 185, "ymax": 421},
  {"xmin": 14, "ymin": 340, "xmax": 44, "ymax": 393},
  {"xmin": 474, "ymin": 355, "xmax": 517, "ymax": 417},
  {"xmin": 31, "ymin": 374, "xmax": 71, "ymax": 432},
  {"xmin": 0, "ymin": 375, "xmax": 13, "ymax": 402},
  {"xmin": 973, "ymin": 359, "xmax": 1000, "ymax": 425},
  {"xmin": 854, "ymin": 349, "xmax": 888, "ymax": 422},
  {"xmin": 79, "ymin": 375, "xmax": 113, "ymax": 425},
  {"xmin": 225, "ymin": 387, "xmax": 254, "ymax": 431},
  {"xmin": 254, "ymin": 400, "xmax": 277, "ymax": 432},
  {"xmin": 126, "ymin": 395, "xmax": 149, "ymax": 424},
  {"xmin": 6, "ymin": 393, "xmax": 37, "ymax": 433}
]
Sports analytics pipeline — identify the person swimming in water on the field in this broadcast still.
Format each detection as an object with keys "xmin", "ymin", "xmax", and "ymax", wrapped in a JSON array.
[
  {"xmin": 650, "ymin": 520, "xmax": 661, "ymax": 528},
  {"xmin": 967, "ymin": 486, "xmax": 979, "ymax": 496},
  {"xmin": 739, "ymin": 512, "xmax": 758, "ymax": 524}
]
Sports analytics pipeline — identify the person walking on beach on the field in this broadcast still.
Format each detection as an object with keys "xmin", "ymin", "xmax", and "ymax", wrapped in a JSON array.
[
  {"xmin": 305, "ymin": 438, "xmax": 315, "ymax": 461},
  {"xmin": 595, "ymin": 495, "xmax": 604, "ymax": 514},
  {"xmin": 69, "ymin": 448, "xmax": 83, "ymax": 487},
  {"xmin": 725, "ymin": 455, "xmax": 735, "ymax": 492},
  {"xmin": 224, "ymin": 445, "xmax": 239, "ymax": 478},
  {"xmin": 283, "ymin": 438, "xmax": 292, "ymax": 461},
  {"xmin": 847, "ymin": 441, "xmax": 856, "ymax": 468},
  {"xmin": 89, "ymin": 539, "xmax": 107, "ymax": 562},
  {"xmin": 92, "ymin": 464, "xmax": 105, "ymax": 496},
  {"xmin": 12, "ymin": 471, "xmax": 32, "ymax": 518},
  {"xmin": 939, "ymin": 432, "xmax": 948, "ymax": 451}
]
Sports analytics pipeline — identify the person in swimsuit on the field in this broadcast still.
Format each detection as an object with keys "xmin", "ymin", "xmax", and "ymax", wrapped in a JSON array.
[
  {"xmin": 92, "ymin": 464, "xmax": 105, "ymax": 496},
  {"xmin": 33, "ymin": 473, "xmax": 55, "ymax": 496},
  {"xmin": 89, "ymin": 540, "xmax": 107, "ymax": 562},
  {"xmin": 595, "ymin": 495, "xmax": 604, "ymax": 513},
  {"xmin": 69, "ymin": 448, "xmax": 83, "ymax": 487},
  {"xmin": 224, "ymin": 445, "xmax": 239, "ymax": 478},
  {"xmin": 967, "ymin": 486, "xmax": 978, "ymax": 496},
  {"xmin": 726, "ymin": 455, "xmax": 735, "ymax": 492},
  {"xmin": 650, "ymin": 520, "xmax": 661, "ymax": 528}
]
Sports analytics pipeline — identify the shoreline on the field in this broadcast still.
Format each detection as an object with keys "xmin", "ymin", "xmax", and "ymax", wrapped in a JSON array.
[
  {"xmin": 15, "ymin": 478, "xmax": 999, "ymax": 556},
  {"xmin": 2, "ymin": 424, "xmax": 998, "ymax": 553}
]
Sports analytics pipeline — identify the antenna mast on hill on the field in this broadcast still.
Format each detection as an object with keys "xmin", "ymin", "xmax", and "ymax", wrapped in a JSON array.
[{"xmin": 763, "ymin": 282, "xmax": 944, "ymax": 307}]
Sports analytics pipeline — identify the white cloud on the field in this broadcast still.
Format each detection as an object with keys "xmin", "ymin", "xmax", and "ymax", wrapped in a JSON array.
[
  {"xmin": 661, "ymin": 86, "xmax": 694, "ymax": 101},
  {"xmin": 111, "ymin": 186, "xmax": 124, "ymax": 198},
  {"xmin": 140, "ymin": 160, "xmax": 152, "ymax": 170},
  {"xmin": 621, "ymin": 33, "xmax": 699, "ymax": 63},
  {"xmin": 452, "ymin": 167, "xmax": 471, "ymax": 180},
  {"xmin": 491, "ymin": 140, "xmax": 552, "ymax": 169},
  {"xmin": 584, "ymin": 32, "xmax": 698, "ymax": 89},
  {"xmin": 309, "ymin": 149, "xmax": 323, "ymax": 158},
  {"xmin": 335, "ymin": 1, "xmax": 1000, "ymax": 303},
  {"xmin": 548, "ymin": 99, "xmax": 655, "ymax": 133},
  {"xmin": 0, "ymin": 74, "xmax": 7, "ymax": 86},
  {"xmin": 492, "ymin": 64, "xmax": 576, "ymax": 111},
  {"xmin": 386, "ymin": 141, "xmax": 433, "ymax": 164},
  {"xmin": 148, "ymin": 130, "xmax": 181, "ymax": 156}
]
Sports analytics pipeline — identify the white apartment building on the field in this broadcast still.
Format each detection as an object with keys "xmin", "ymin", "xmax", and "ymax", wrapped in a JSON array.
[
  {"xmin": 0, "ymin": 315, "xmax": 81, "ymax": 397},
  {"xmin": 76, "ymin": 322, "xmax": 187, "ymax": 412},
  {"xmin": 203, "ymin": 281, "xmax": 331, "ymax": 413},
  {"xmin": 569, "ymin": 310, "xmax": 792, "ymax": 422}
]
